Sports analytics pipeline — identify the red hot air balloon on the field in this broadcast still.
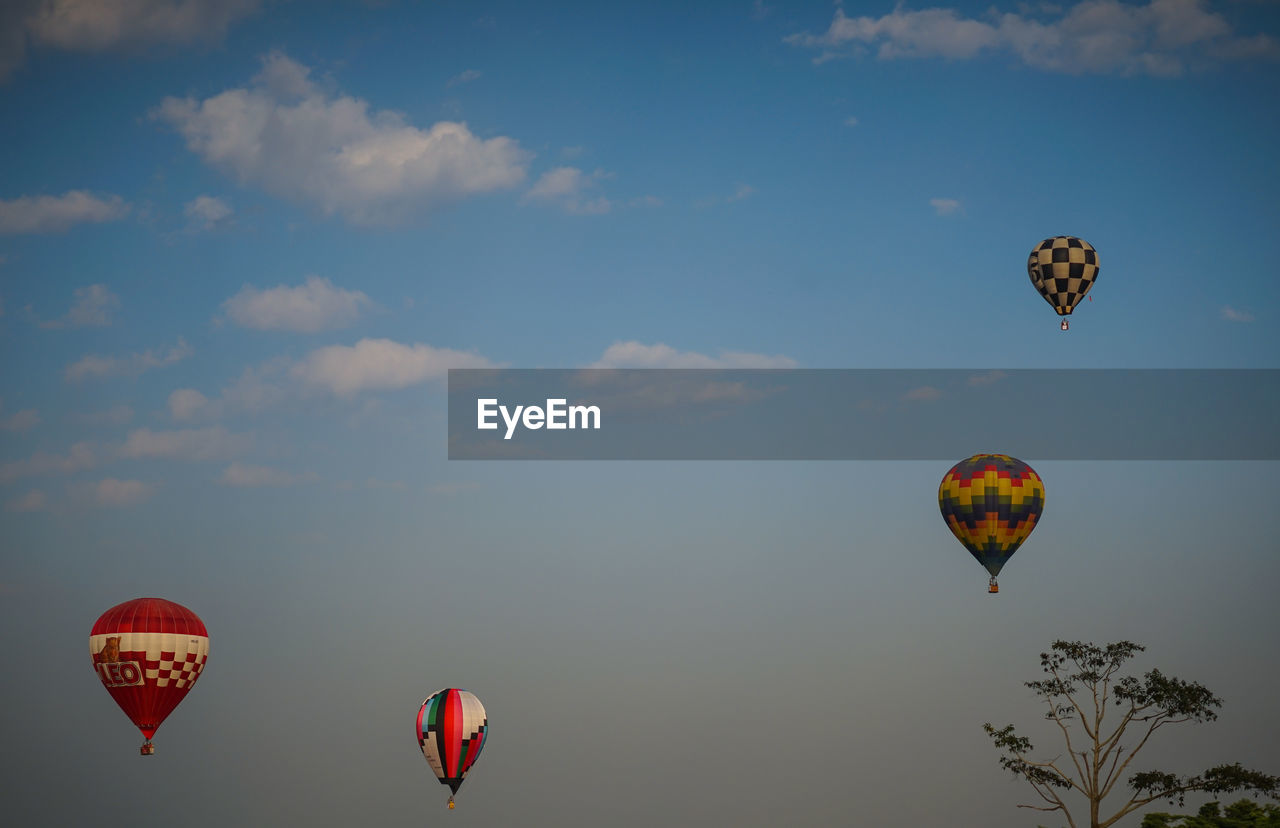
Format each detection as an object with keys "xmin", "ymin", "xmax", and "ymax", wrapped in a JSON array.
[{"xmin": 89, "ymin": 597, "xmax": 209, "ymax": 755}]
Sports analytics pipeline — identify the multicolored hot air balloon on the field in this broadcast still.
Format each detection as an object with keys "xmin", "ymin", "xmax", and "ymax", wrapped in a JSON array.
[
  {"xmin": 89, "ymin": 597, "xmax": 209, "ymax": 755},
  {"xmin": 416, "ymin": 688, "xmax": 488, "ymax": 809},
  {"xmin": 938, "ymin": 454, "xmax": 1045, "ymax": 593},
  {"xmin": 1027, "ymin": 236, "xmax": 1099, "ymax": 330}
]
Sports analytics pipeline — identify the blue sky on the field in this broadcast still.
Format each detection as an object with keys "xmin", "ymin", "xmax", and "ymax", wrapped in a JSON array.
[{"xmin": 1, "ymin": 1, "xmax": 1278, "ymax": 826}]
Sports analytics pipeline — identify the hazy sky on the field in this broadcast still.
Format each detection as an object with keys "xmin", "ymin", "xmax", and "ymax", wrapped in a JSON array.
[{"xmin": 1, "ymin": 1, "xmax": 1278, "ymax": 826}]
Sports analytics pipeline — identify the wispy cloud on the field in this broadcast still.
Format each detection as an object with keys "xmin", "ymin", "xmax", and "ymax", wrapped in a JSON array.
[
  {"xmin": 696, "ymin": 183, "xmax": 756, "ymax": 208},
  {"xmin": 93, "ymin": 478, "xmax": 152, "ymax": 507},
  {"xmin": 967, "ymin": 370, "xmax": 1008, "ymax": 386},
  {"xmin": 2, "ymin": 0, "xmax": 261, "ymax": 82},
  {"xmin": 0, "ymin": 191, "xmax": 129, "ymax": 234},
  {"xmin": 447, "ymin": 69, "xmax": 482, "ymax": 87},
  {"xmin": 1220, "ymin": 305, "xmax": 1255, "ymax": 322},
  {"xmin": 27, "ymin": 0, "xmax": 261, "ymax": 51},
  {"xmin": 167, "ymin": 336, "xmax": 495, "ymax": 421},
  {"xmin": 41, "ymin": 284, "xmax": 120, "ymax": 328},
  {"xmin": 930, "ymin": 197, "xmax": 961, "ymax": 216},
  {"xmin": 786, "ymin": 1, "xmax": 1279, "ymax": 76},
  {"xmin": 184, "ymin": 195, "xmax": 232, "ymax": 230},
  {"xmin": 0, "ymin": 407, "xmax": 39, "ymax": 432},
  {"xmin": 0, "ymin": 442, "xmax": 96, "ymax": 485},
  {"xmin": 291, "ymin": 338, "xmax": 495, "ymax": 396},
  {"xmin": 72, "ymin": 405, "xmax": 134, "ymax": 426},
  {"xmin": 119, "ymin": 426, "xmax": 250, "ymax": 461},
  {"xmin": 588, "ymin": 341, "xmax": 798, "ymax": 369},
  {"xmin": 5, "ymin": 490, "xmax": 46, "ymax": 513},
  {"xmin": 219, "ymin": 462, "xmax": 317, "ymax": 488},
  {"xmin": 65, "ymin": 338, "xmax": 192, "ymax": 381},
  {"xmin": 154, "ymin": 51, "xmax": 531, "ymax": 225},
  {"xmin": 524, "ymin": 166, "xmax": 613, "ymax": 214},
  {"xmin": 223, "ymin": 276, "xmax": 372, "ymax": 332},
  {"xmin": 428, "ymin": 481, "xmax": 481, "ymax": 496},
  {"xmin": 167, "ymin": 389, "xmax": 209, "ymax": 421},
  {"xmin": 904, "ymin": 385, "xmax": 944, "ymax": 402}
]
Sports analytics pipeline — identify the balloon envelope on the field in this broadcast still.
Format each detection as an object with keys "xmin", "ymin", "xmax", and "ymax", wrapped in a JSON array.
[
  {"xmin": 938, "ymin": 454, "xmax": 1045, "ymax": 578},
  {"xmin": 417, "ymin": 688, "xmax": 488, "ymax": 796},
  {"xmin": 89, "ymin": 597, "xmax": 209, "ymax": 742},
  {"xmin": 1027, "ymin": 236, "xmax": 1099, "ymax": 316}
]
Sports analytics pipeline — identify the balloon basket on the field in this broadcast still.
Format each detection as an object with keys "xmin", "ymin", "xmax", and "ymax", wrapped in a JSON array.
[
  {"xmin": 140, "ymin": 741, "xmax": 155, "ymax": 756},
  {"xmin": 1060, "ymin": 319, "xmax": 1069, "ymax": 331},
  {"xmin": 988, "ymin": 577, "xmax": 999, "ymax": 594},
  {"xmin": 448, "ymin": 797, "xmax": 455, "ymax": 810}
]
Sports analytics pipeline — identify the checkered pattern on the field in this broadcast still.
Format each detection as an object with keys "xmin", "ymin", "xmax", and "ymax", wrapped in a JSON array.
[
  {"xmin": 1027, "ymin": 236, "xmax": 1099, "ymax": 316},
  {"xmin": 145, "ymin": 651, "xmax": 208, "ymax": 688},
  {"xmin": 938, "ymin": 453, "xmax": 1045, "ymax": 578}
]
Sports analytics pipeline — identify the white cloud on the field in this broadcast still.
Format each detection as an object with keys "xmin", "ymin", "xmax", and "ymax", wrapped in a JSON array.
[
  {"xmin": 6, "ymin": 490, "xmax": 46, "ymax": 512},
  {"xmin": 291, "ymin": 338, "xmax": 495, "ymax": 395},
  {"xmin": 787, "ymin": 0, "xmax": 1279, "ymax": 75},
  {"xmin": 588, "ymin": 341, "xmax": 799, "ymax": 369},
  {"xmin": 223, "ymin": 275, "xmax": 371, "ymax": 332},
  {"xmin": 0, "ymin": 191, "xmax": 129, "ymax": 234},
  {"xmin": 526, "ymin": 167, "xmax": 589, "ymax": 200},
  {"xmin": 524, "ymin": 166, "xmax": 613, "ymax": 214},
  {"xmin": 119, "ymin": 426, "xmax": 250, "ymax": 461},
  {"xmin": 65, "ymin": 338, "xmax": 192, "ymax": 381},
  {"xmin": 154, "ymin": 51, "xmax": 531, "ymax": 225},
  {"xmin": 41, "ymin": 283, "xmax": 120, "ymax": 328},
  {"xmin": 167, "ymin": 388, "xmax": 209, "ymax": 421},
  {"xmin": 1220, "ymin": 305, "xmax": 1255, "ymax": 322},
  {"xmin": 930, "ymin": 197, "xmax": 962, "ymax": 215},
  {"xmin": 0, "ymin": 442, "xmax": 95, "ymax": 484},
  {"xmin": 184, "ymin": 194, "xmax": 232, "ymax": 229},
  {"xmin": 844, "ymin": 115, "xmax": 859, "ymax": 127},
  {"xmin": 219, "ymin": 462, "xmax": 316, "ymax": 488},
  {"xmin": 447, "ymin": 69, "xmax": 482, "ymax": 87},
  {"xmin": 93, "ymin": 477, "xmax": 152, "ymax": 507}
]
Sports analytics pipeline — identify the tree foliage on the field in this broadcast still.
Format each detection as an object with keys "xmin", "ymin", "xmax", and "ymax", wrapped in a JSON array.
[
  {"xmin": 984, "ymin": 640, "xmax": 1278, "ymax": 828},
  {"xmin": 1141, "ymin": 799, "xmax": 1280, "ymax": 827}
]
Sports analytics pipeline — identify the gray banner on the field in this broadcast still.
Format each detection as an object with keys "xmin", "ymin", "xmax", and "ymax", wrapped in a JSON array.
[{"xmin": 447, "ymin": 369, "xmax": 1280, "ymax": 460}]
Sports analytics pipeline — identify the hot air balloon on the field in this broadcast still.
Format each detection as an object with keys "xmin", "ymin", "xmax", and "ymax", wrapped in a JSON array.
[
  {"xmin": 1027, "ymin": 236, "xmax": 1099, "ymax": 330},
  {"xmin": 938, "ymin": 454, "xmax": 1044, "ymax": 593},
  {"xmin": 416, "ymin": 688, "xmax": 488, "ymax": 809},
  {"xmin": 89, "ymin": 597, "xmax": 209, "ymax": 755}
]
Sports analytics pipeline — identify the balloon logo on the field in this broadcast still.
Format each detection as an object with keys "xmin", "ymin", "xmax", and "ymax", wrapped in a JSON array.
[
  {"xmin": 938, "ymin": 454, "xmax": 1045, "ymax": 593},
  {"xmin": 89, "ymin": 597, "xmax": 209, "ymax": 755},
  {"xmin": 417, "ymin": 688, "xmax": 488, "ymax": 809},
  {"xmin": 1027, "ymin": 236, "xmax": 1099, "ymax": 330}
]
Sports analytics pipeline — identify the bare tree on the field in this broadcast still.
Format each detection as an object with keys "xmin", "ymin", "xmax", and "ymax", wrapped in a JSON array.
[{"xmin": 984, "ymin": 640, "xmax": 1278, "ymax": 828}]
